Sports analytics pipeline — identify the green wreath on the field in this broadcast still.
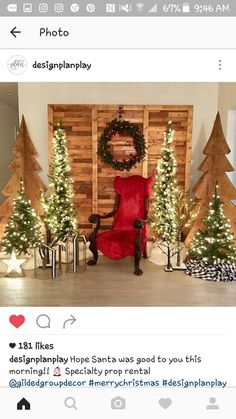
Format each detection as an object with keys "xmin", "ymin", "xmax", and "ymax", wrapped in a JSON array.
[{"xmin": 98, "ymin": 119, "xmax": 146, "ymax": 171}]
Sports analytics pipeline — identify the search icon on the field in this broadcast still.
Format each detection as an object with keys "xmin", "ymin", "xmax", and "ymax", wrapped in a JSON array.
[
  {"xmin": 36, "ymin": 314, "xmax": 51, "ymax": 329},
  {"xmin": 64, "ymin": 397, "xmax": 78, "ymax": 410}
]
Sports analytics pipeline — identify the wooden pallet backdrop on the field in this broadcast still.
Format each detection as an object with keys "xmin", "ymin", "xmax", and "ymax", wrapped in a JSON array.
[{"xmin": 48, "ymin": 105, "xmax": 193, "ymax": 236}]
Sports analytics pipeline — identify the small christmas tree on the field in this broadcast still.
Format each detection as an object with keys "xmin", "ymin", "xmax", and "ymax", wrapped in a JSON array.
[
  {"xmin": 1, "ymin": 180, "xmax": 44, "ymax": 255},
  {"xmin": 185, "ymin": 112, "xmax": 236, "ymax": 246},
  {"xmin": 0, "ymin": 115, "xmax": 46, "ymax": 240},
  {"xmin": 150, "ymin": 122, "xmax": 179, "ymax": 270},
  {"xmin": 188, "ymin": 183, "xmax": 236, "ymax": 264},
  {"xmin": 41, "ymin": 124, "xmax": 78, "ymax": 244}
]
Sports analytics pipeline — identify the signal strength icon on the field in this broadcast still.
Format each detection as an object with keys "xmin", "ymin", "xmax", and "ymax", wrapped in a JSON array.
[{"xmin": 148, "ymin": 3, "xmax": 157, "ymax": 13}]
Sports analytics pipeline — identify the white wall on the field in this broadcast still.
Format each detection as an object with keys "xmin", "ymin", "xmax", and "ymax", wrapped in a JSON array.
[
  {"xmin": 218, "ymin": 83, "xmax": 236, "ymax": 185},
  {"xmin": 226, "ymin": 110, "xmax": 236, "ymax": 195},
  {"xmin": 218, "ymin": 83, "xmax": 236, "ymax": 132},
  {"xmin": 18, "ymin": 82, "xmax": 219, "ymax": 188},
  {"xmin": 0, "ymin": 102, "xmax": 18, "ymax": 203}
]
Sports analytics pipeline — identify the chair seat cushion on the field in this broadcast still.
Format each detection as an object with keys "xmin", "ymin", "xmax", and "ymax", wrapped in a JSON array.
[{"xmin": 96, "ymin": 229, "xmax": 146, "ymax": 260}]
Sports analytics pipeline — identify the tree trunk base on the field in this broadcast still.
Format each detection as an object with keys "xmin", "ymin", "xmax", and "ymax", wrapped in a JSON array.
[
  {"xmin": 172, "ymin": 265, "xmax": 186, "ymax": 271},
  {"xmin": 165, "ymin": 266, "xmax": 173, "ymax": 272}
]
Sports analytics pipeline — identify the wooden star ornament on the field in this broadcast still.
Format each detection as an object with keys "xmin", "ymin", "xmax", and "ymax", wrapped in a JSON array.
[{"xmin": 2, "ymin": 250, "xmax": 27, "ymax": 277}]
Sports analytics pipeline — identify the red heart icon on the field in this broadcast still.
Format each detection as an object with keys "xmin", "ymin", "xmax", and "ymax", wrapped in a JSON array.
[{"xmin": 9, "ymin": 315, "xmax": 25, "ymax": 328}]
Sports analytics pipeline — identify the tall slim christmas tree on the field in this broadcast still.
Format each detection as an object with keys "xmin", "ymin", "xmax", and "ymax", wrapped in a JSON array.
[
  {"xmin": 41, "ymin": 124, "xmax": 78, "ymax": 244},
  {"xmin": 188, "ymin": 183, "xmax": 236, "ymax": 264},
  {"xmin": 185, "ymin": 112, "xmax": 236, "ymax": 246},
  {"xmin": 1, "ymin": 180, "xmax": 44, "ymax": 255},
  {"xmin": 150, "ymin": 122, "xmax": 179, "ymax": 270},
  {"xmin": 0, "ymin": 115, "xmax": 46, "ymax": 240}
]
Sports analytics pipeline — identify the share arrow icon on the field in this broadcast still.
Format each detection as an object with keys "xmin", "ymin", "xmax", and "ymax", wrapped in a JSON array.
[{"xmin": 63, "ymin": 315, "xmax": 77, "ymax": 329}]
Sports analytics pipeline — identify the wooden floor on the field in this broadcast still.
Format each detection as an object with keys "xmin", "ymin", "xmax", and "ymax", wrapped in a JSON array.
[{"xmin": 0, "ymin": 257, "xmax": 236, "ymax": 307}]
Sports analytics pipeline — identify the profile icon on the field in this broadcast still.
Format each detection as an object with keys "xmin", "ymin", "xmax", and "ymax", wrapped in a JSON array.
[{"xmin": 206, "ymin": 397, "xmax": 219, "ymax": 410}]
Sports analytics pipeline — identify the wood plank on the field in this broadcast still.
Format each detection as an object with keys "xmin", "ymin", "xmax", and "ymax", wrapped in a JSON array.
[
  {"xmin": 47, "ymin": 104, "xmax": 193, "ymax": 238},
  {"xmin": 142, "ymin": 106, "xmax": 149, "ymax": 178},
  {"xmin": 92, "ymin": 106, "xmax": 98, "ymax": 214},
  {"xmin": 185, "ymin": 106, "xmax": 193, "ymax": 193}
]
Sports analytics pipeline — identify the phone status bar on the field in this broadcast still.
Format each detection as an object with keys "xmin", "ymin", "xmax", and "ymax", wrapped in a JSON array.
[{"xmin": 0, "ymin": 1, "xmax": 234, "ymax": 17}]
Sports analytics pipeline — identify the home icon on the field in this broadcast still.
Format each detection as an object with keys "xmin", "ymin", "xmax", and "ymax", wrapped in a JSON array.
[{"xmin": 17, "ymin": 398, "xmax": 31, "ymax": 410}]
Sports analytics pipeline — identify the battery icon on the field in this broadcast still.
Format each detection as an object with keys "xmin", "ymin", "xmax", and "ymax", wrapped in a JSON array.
[{"xmin": 182, "ymin": 2, "xmax": 190, "ymax": 13}]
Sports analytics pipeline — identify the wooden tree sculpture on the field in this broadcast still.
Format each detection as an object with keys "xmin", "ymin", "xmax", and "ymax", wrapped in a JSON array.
[
  {"xmin": 185, "ymin": 111, "xmax": 236, "ymax": 246},
  {"xmin": 0, "ymin": 115, "xmax": 46, "ymax": 240}
]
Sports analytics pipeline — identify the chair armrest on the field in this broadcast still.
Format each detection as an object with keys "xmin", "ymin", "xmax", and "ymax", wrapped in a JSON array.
[
  {"xmin": 133, "ymin": 219, "xmax": 147, "ymax": 229},
  {"xmin": 88, "ymin": 195, "xmax": 120, "ymax": 225},
  {"xmin": 88, "ymin": 208, "xmax": 117, "ymax": 224},
  {"xmin": 88, "ymin": 214, "xmax": 100, "ymax": 224}
]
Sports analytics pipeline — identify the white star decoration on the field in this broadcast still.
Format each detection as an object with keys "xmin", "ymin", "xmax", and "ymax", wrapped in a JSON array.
[{"xmin": 2, "ymin": 250, "xmax": 26, "ymax": 276}]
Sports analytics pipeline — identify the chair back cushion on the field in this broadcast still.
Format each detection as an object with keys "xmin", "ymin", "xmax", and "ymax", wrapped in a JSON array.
[{"xmin": 113, "ymin": 175, "xmax": 153, "ymax": 230}]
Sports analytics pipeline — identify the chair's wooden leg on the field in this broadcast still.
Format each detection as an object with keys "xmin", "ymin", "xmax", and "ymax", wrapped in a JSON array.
[
  {"xmin": 143, "ymin": 243, "xmax": 148, "ymax": 259},
  {"xmin": 87, "ymin": 231, "xmax": 98, "ymax": 266},
  {"xmin": 134, "ymin": 229, "xmax": 143, "ymax": 276}
]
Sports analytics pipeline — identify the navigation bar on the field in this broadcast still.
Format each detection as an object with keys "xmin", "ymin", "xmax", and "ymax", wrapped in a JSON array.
[{"xmin": 1, "ymin": 17, "xmax": 236, "ymax": 49}]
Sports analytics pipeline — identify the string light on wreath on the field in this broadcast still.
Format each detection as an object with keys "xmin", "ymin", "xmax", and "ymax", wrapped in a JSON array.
[{"xmin": 98, "ymin": 118, "xmax": 146, "ymax": 172}]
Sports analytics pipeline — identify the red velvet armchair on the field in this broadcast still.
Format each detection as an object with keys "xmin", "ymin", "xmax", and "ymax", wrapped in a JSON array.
[{"xmin": 87, "ymin": 175, "xmax": 154, "ymax": 275}]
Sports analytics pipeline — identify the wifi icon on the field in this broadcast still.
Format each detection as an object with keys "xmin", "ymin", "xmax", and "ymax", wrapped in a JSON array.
[{"xmin": 136, "ymin": 2, "xmax": 144, "ymax": 12}]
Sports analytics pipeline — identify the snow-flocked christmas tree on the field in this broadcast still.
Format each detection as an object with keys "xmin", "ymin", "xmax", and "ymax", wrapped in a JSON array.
[
  {"xmin": 41, "ymin": 124, "xmax": 78, "ymax": 244},
  {"xmin": 150, "ymin": 122, "xmax": 179, "ymax": 270}
]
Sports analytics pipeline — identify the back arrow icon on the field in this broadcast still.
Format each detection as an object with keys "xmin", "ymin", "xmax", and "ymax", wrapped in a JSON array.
[
  {"xmin": 11, "ymin": 27, "xmax": 21, "ymax": 38},
  {"xmin": 63, "ymin": 315, "xmax": 76, "ymax": 329}
]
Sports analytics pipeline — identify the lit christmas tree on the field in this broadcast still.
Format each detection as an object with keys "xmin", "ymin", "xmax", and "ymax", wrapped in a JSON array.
[
  {"xmin": 0, "ymin": 115, "xmax": 46, "ymax": 240},
  {"xmin": 1, "ymin": 180, "xmax": 44, "ymax": 255},
  {"xmin": 188, "ymin": 183, "xmax": 236, "ymax": 264},
  {"xmin": 150, "ymin": 122, "xmax": 179, "ymax": 270},
  {"xmin": 41, "ymin": 124, "xmax": 78, "ymax": 244},
  {"xmin": 185, "ymin": 112, "xmax": 236, "ymax": 246}
]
